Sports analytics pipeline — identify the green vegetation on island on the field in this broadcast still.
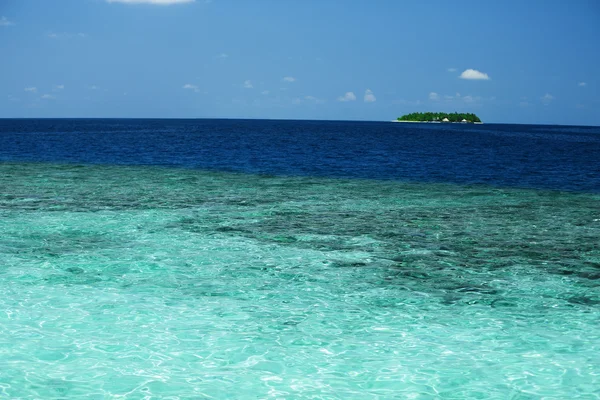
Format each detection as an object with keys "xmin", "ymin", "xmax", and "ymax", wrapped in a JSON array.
[{"xmin": 397, "ymin": 112, "xmax": 482, "ymax": 123}]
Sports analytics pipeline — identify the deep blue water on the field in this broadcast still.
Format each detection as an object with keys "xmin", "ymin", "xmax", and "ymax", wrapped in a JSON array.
[{"xmin": 1, "ymin": 118, "xmax": 599, "ymax": 192}]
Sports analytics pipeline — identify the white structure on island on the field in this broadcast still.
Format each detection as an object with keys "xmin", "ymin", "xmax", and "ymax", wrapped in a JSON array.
[
  {"xmin": 461, "ymin": 119, "xmax": 468, "ymax": 123},
  {"xmin": 442, "ymin": 117, "xmax": 450, "ymax": 122}
]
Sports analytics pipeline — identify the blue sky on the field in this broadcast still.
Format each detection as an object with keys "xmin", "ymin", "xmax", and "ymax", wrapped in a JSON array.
[{"xmin": 1, "ymin": 0, "xmax": 598, "ymax": 125}]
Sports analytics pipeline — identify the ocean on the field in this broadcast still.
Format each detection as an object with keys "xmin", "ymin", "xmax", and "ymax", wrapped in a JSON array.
[{"xmin": 0, "ymin": 119, "xmax": 599, "ymax": 398}]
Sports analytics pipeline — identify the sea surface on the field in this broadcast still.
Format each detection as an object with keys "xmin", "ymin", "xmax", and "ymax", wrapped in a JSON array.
[{"xmin": 0, "ymin": 119, "xmax": 599, "ymax": 399}]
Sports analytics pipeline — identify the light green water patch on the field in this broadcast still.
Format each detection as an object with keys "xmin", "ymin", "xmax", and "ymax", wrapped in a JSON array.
[{"xmin": 0, "ymin": 163, "xmax": 599, "ymax": 398}]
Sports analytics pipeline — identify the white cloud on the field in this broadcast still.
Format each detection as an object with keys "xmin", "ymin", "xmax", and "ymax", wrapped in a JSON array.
[
  {"xmin": 106, "ymin": 0, "xmax": 195, "ymax": 4},
  {"xmin": 578, "ymin": 82, "xmax": 587, "ymax": 87},
  {"xmin": 0, "ymin": 16, "xmax": 15, "ymax": 26},
  {"xmin": 459, "ymin": 69, "xmax": 490, "ymax": 80},
  {"xmin": 337, "ymin": 92, "xmax": 356, "ymax": 102},
  {"xmin": 282, "ymin": 76, "xmax": 296, "ymax": 83},
  {"xmin": 53, "ymin": 85, "xmax": 65, "ymax": 91},
  {"xmin": 88, "ymin": 85, "xmax": 98, "ymax": 90},
  {"xmin": 364, "ymin": 89, "xmax": 376, "ymax": 103},
  {"xmin": 41, "ymin": 94, "xmax": 56, "ymax": 100},
  {"xmin": 243, "ymin": 80, "xmax": 253, "ymax": 89},
  {"xmin": 541, "ymin": 93, "xmax": 554, "ymax": 104},
  {"xmin": 261, "ymin": 90, "xmax": 270, "ymax": 95},
  {"xmin": 429, "ymin": 92, "xmax": 440, "ymax": 101},
  {"xmin": 24, "ymin": 87, "xmax": 37, "ymax": 93},
  {"xmin": 216, "ymin": 53, "xmax": 228, "ymax": 59},
  {"xmin": 183, "ymin": 83, "xmax": 199, "ymax": 92},
  {"xmin": 447, "ymin": 68, "xmax": 457, "ymax": 72}
]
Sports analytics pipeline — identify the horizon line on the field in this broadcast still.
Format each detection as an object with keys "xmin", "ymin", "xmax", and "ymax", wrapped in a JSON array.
[{"xmin": 0, "ymin": 117, "xmax": 598, "ymax": 128}]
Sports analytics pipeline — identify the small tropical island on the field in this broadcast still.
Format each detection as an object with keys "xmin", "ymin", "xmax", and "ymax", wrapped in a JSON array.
[{"xmin": 396, "ymin": 112, "xmax": 482, "ymax": 123}]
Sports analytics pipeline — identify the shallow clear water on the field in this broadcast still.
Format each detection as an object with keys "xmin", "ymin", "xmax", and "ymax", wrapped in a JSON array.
[{"xmin": 1, "ymin": 163, "xmax": 599, "ymax": 398}]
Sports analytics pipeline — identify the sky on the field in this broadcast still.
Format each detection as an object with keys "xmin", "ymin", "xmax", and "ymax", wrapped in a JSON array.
[{"xmin": 1, "ymin": 0, "xmax": 599, "ymax": 125}]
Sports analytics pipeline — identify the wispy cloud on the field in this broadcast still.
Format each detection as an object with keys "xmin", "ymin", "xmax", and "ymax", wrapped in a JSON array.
[
  {"xmin": 578, "ymin": 82, "xmax": 587, "ymax": 87},
  {"xmin": 88, "ymin": 85, "xmax": 99, "ymax": 90},
  {"xmin": 215, "ymin": 53, "xmax": 228, "ymax": 59},
  {"xmin": 106, "ymin": 0, "xmax": 195, "ymax": 4},
  {"xmin": 447, "ymin": 68, "xmax": 457, "ymax": 72},
  {"xmin": 24, "ymin": 87, "xmax": 37, "ymax": 93},
  {"xmin": 282, "ymin": 76, "xmax": 296, "ymax": 83},
  {"xmin": 53, "ymin": 84, "xmax": 65, "ymax": 92},
  {"xmin": 292, "ymin": 96, "xmax": 325, "ymax": 105},
  {"xmin": 541, "ymin": 93, "xmax": 554, "ymax": 104},
  {"xmin": 431, "ymin": 91, "xmax": 484, "ymax": 104},
  {"xmin": 261, "ymin": 90, "xmax": 270, "ymax": 95},
  {"xmin": 0, "ymin": 16, "xmax": 15, "ymax": 27},
  {"xmin": 337, "ymin": 92, "xmax": 356, "ymax": 102},
  {"xmin": 364, "ymin": 89, "xmax": 376, "ymax": 103},
  {"xmin": 41, "ymin": 94, "xmax": 56, "ymax": 100},
  {"xmin": 392, "ymin": 99, "xmax": 422, "ymax": 106},
  {"xmin": 304, "ymin": 95, "xmax": 325, "ymax": 104},
  {"xmin": 182, "ymin": 83, "xmax": 199, "ymax": 92},
  {"xmin": 243, "ymin": 80, "xmax": 253, "ymax": 89},
  {"xmin": 459, "ymin": 69, "xmax": 490, "ymax": 80},
  {"xmin": 47, "ymin": 32, "xmax": 87, "ymax": 39}
]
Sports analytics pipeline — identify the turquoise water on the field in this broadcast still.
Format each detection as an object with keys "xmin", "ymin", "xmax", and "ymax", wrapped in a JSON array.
[{"xmin": 1, "ymin": 163, "xmax": 599, "ymax": 399}]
